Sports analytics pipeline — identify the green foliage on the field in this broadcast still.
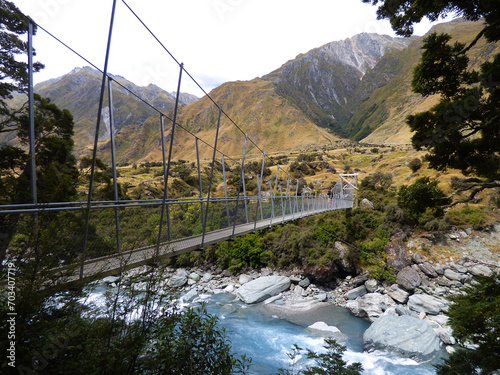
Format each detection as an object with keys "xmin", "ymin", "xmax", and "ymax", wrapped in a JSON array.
[
  {"xmin": 365, "ymin": 0, "xmax": 500, "ymax": 193},
  {"xmin": 0, "ymin": 259, "xmax": 251, "ymax": 375},
  {"xmin": 360, "ymin": 171, "xmax": 393, "ymax": 192},
  {"xmin": 144, "ymin": 304, "xmax": 251, "ymax": 375},
  {"xmin": 297, "ymin": 153, "xmax": 317, "ymax": 163},
  {"xmin": 435, "ymin": 273, "xmax": 500, "ymax": 374},
  {"xmin": 210, "ymin": 233, "xmax": 270, "ymax": 273},
  {"xmin": 277, "ymin": 339, "xmax": 363, "ymax": 375},
  {"xmin": 0, "ymin": 1, "xmax": 43, "ymax": 116},
  {"xmin": 408, "ymin": 158, "xmax": 422, "ymax": 173},
  {"xmin": 0, "ymin": 94, "xmax": 79, "ymax": 262},
  {"xmin": 397, "ymin": 177, "xmax": 451, "ymax": 224},
  {"xmin": 445, "ymin": 206, "xmax": 486, "ymax": 228}
]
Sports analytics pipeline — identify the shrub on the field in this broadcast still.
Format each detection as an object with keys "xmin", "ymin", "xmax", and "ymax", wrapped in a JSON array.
[
  {"xmin": 435, "ymin": 274, "xmax": 500, "ymax": 374},
  {"xmin": 408, "ymin": 158, "xmax": 423, "ymax": 173},
  {"xmin": 446, "ymin": 206, "xmax": 486, "ymax": 228},
  {"xmin": 397, "ymin": 177, "xmax": 451, "ymax": 224}
]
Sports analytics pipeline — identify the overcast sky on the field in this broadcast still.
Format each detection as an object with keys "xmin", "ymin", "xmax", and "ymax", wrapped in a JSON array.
[{"xmin": 14, "ymin": 0, "xmax": 451, "ymax": 97}]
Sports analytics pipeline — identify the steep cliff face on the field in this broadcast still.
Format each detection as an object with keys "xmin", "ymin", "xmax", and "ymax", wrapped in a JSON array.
[{"xmin": 263, "ymin": 33, "xmax": 415, "ymax": 135}]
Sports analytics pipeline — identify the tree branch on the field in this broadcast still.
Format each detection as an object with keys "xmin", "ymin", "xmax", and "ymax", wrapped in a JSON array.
[
  {"xmin": 459, "ymin": 19, "xmax": 500, "ymax": 55},
  {"xmin": 441, "ymin": 180, "xmax": 500, "ymax": 208}
]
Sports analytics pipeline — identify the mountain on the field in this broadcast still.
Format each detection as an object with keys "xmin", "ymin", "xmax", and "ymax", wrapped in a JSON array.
[
  {"xmin": 358, "ymin": 19, "xmax": 500, "ymax": 144},
  {"xmin": 4, "ymin": 18, "xmax": 497, "ymax": 164},
  {"xmin": 263, "ymin": 33, "xmax": 416, "ymax": 136},
  {"xmin": 3, "ymin": 66, "xmax": 198, "ymax": 159},
  {"xmin": 262, "ymin": 18, "xmax": 498, "ymax": 143}
]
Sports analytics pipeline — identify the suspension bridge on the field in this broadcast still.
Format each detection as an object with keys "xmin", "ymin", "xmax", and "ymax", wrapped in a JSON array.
[{"xmin": 1, "ymin": 0, "xmax": 359, "ymax": 284}]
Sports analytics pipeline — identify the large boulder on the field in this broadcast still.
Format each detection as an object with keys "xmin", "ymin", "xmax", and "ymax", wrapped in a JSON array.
[
  {"xmin": 408, "ymin": 294, "xmax": 449, "ymax": 315},
  {"xmin": 385, "ymin": 238, "xmax": 411, "ymax": 271},
  {"xmin": 306, "ymin": 321, "xmax": 346, "ymax": 342},
  {"xmin": 335, "ymin": 241, "xmax": 355, "ymax": 273},
  {"xmin": 169, "ymin": 270, "xmax": 188, "ymax": 288},
  {"xmin": 470, "ymin": 264, "xmax": 493, "ymax": 277},
  {"xmin": 237, "ymin": 276, "xmax": 290, "ymax": 304},
  {"xmin": 360, "ymin": 198, "xmax": 375, "ymax": 210},
  {"xmin": 346, "ymin": 292, "xmax": 395, "ymax": 322},
  {"xmin": 386, "ymin": 284, "xmax": 410, "ymax": 304},
  {"xmin": 419, "ymin": 262, "xmax": 438, "ymax": 278},
  {"xmin": 363, "ymin": 315, "xmax": 441, "ymax": 362},
  {"xmin": 396, "ymin": 267, "xmax": 421, "ymax": 291},
  {"xmin": 346, "ymin": 285, "xmax": 367, "ymax": 300}
]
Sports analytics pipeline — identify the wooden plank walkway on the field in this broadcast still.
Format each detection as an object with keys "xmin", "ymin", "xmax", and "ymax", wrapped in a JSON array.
[{"xmin": 62, "ymin": 199, "xmax": 353, "ymax": 284}]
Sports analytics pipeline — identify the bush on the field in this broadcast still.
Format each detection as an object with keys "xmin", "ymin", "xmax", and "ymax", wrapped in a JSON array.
[
  {"xmin": 277, "ymin": 338, "xmax": 362, "ymax": 375},
  {"xmin": 0, "ymin": 262, "xmax": 251, "ymax": 375},
  {"xmin": 435, "ymin": 273, "xmax": 500, "ymax": 374},
  {"xmin": 408, "ymin": 158, "xmax": 423, "ymax": 173},
  {"xmin": 446, "ymin": 206, "xmax": 486, "ymax": 228},
  {"xmin": 397, "ymin": 177, "xmax": 451, "ymax": 224}
]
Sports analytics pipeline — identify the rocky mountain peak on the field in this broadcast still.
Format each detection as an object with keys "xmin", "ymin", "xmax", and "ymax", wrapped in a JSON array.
[{"xmin": 324, "ymin": 33, "xmax": 413, "ymax": 76}]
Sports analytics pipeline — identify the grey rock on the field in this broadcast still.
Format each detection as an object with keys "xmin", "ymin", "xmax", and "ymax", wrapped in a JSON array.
[
  {"xmin": 426, "ymin": 314, "xmax": 449, "ymax": 327},
  {"xmin": 434, "ymin": 327, "xmax": 456, "ymax": 345},
  {"xmin": 181, "ymin": 289, "xmax": 198, "ymax": 303},
  {"xmin": 239, "ymin": 274, "xmax": 252, "ymax": 285},
  {"xmin": 237, "ymin": 276, "xmax": 291, "ymax": 304},
  {"xmin": 385, "ymin": 238, "xmax": 412, "ymax": 272},
  {"xmin": 363, "ymin": 315, "xmax": 441, "ymax": 361},
  {"xmin": 419, "ymin": 262, "xmax": 438, "ymax": 278},
  {"xmin": 315, "ymin": 293, "xmax": 328, "ymax": 302},
  {"xmin": 346, "ymin": 285, "xmax": 367, "ymax": 300},
  {"xmin": 346, "ymin": 292, "xmax": 395, "ymax": 322},
  {"xmin": 294, "ymin": 285, "xmax": 305, "ymax": 296},
  {"xmin": 434, "ymin": 265, "xmax": 444, "ymax": 275},
  {"xmin": 335, "ymin": 241, "xmax": 355, "ymax": 273},
  {"xmin": 188, "ymin": 272, "xmax": 200, "ymax": 282},
  {"xmin": 433, "ymin": 287, "xmax": 448, "ymax": 296},
  {"xmin": 264, "ymin": 294, "xmax": 283, "ymax": 305},
  {"xmin": 169, "ymin": 271, "xmax": 188, "ymax": 288},
  {"xmin": 470, "ymin": 264, "xmax": 493, "ymax": 277},
  {"xmin": 350, "ymin": 273, "xmax": 370, "ymax": 287},
  {"xmin": 307, "ymin": 322, "xmax": 346, "ymax": 342},
  {"xmin": 365, "ymin": 279, "xmax": 378, "ymax": 293},
  {"xmin": 395, "ymin": 306, "xmax": 417, "ymax": 317},
  {"xmin": 261, "ymin": 267, "xmax": 273, "ymax": 276},
  {"xmin": 224, "ymin": 284, "xmax": 235, "ymax": 293},
  {"xmin": 451, "ymin": 264, "xmax": 467, "ymax": 274},
  {"xmin": 396, "ymin": 267, "xmax": 421, "ymax": 291},
  {"xmin": 299, "ymin": 277, "xmax": 311, "ymax": 288},
  {"xmin": 101, "ymin": 276, "xmax": 120, "ymax": 285},
  {"xmin": 387, "ymin": 284, "xmax": 410, "ymax": 304},
  {"xmin": 408, "ymin": 294, "xmax": 449, "ymax": 315},
  {"xmin": 202, "ymin": 272, "xmax": 213, "ymax": 282},
  {"xmin": 412, "ymin": 253, "xmax": 424, "ymax": 264},
  {"xmin": 289, "ymin": 275, "xmax": 302, "ymax": 283},
  {"xmin": 360, "ymin": 198, "xmax": 375, "ymax": 210},
  {"xmin": 444, "ymin": 269, "xmax": 461, "ymax": 281},
  {"xmin": 436, "ymin": 276, "xmax": 456, "ymax": 287}
]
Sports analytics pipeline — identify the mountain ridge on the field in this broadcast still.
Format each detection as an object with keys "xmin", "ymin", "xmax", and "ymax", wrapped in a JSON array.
[{"xmin": 4, "ymin": 18, "xmax": 498, "ymax": 164}]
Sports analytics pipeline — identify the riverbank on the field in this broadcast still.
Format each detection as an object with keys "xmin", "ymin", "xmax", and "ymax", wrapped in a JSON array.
[{"xmin": 99, "ymin": 224, "xmax": 500, "ymax": 366}]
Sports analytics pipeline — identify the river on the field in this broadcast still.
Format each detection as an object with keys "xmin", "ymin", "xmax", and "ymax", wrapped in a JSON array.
[
  {"xmin": 199, "ymin": 293, "xmax": 442, "ymax": 374},
  {"xmin": 87, "ymin": 285, "xmax": 443, "ymax": 374}
]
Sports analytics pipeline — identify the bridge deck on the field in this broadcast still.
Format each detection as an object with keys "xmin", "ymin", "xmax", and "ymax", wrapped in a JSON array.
[{"xmin": 70, "ymin": 199, "xmax": 353, "ymax": 283}]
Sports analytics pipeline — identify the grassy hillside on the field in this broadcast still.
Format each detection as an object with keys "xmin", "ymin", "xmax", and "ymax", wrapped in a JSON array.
[
  {"xmin": 360, "ymin": 19, "xmax": 500, "ymax": 144},
  {"xmin": 127, "ymin": 78, "xmax": 342, "ymax": 163}
]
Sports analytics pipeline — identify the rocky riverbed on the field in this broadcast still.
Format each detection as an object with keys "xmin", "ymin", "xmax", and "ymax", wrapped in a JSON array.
[{"xmin": 99, "ymin": 225, "xmax": 500, "ymax": 365}]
